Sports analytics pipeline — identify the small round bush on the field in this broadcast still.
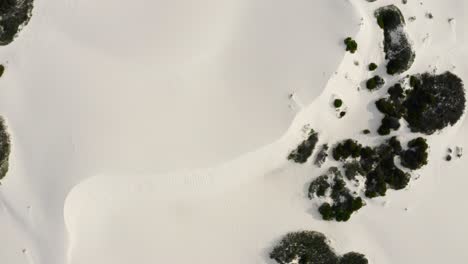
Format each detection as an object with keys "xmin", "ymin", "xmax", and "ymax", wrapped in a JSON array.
[
  {"xmin": 0, "ymin": 65, "xmax": 4, "ymax": 78},
  {"xmin": 366, "ymin": 75, "xmax": 385, "ymax": 90},
  {"xmin": 334, "ymin": 99, "xmax": 343, "ymax": 108},
  {"xmin": 344, "ymin": 37, "xmax": 358, "ymax": 53},
  {"xmin": 368, "ymin": 63, "xmax": 378, "ymax": 71},
  {"xmin": 362, "ymin": 129, "xmax": 371, "ymax": 135}
]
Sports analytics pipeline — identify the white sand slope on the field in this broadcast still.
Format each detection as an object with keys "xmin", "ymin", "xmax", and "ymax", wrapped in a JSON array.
[{"xmin": 2, "ymin": 0, "xmax": 468, "ymax": 263}]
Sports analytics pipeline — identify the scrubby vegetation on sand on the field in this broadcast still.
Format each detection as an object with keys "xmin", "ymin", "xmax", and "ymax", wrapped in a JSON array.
[
  {"xmin": 374, "ymin": 72, "xmax": 466, "ymax": 135},
  {"xmin": 306, "ymin": 136, "xmax": 428, "ymax": 221},
  {"xmin": 315, "ymin": 144, "xmax": 329, "ymax": 168},
  {"xmin": 375, "ymin": 5, "xmax": 415, "ymax": 75},
  {"xmin": 368, "ymin": 63, "xmax": 378, "ymax": 71},
  {"xmin": 270, "ymin": 231, "xmax": 368, "ymax": 264},
  {"xmin": 309, "ymin": 167, "xmax": 364, "ymax": 221},
  {"xmin": 0, "ymin": 0, "xmax": 34, "ymax": 45},
  {"xmin": 288, "ymin": 130, "xmax": 319, "ymax": 163},
  {"xmin": 344, "ymin": 37, "xmax": 358, "ymax": 54},
  {"xmin": 401, "ymin": 137, "xmax": 429, "ymax": 170},
  {"xmin": 0, "ymin": 117, "xmax": 11, "ymax": 180},
  {"xmin": 403, "ymin": 72, "xmax": 466, "ymax": 134},
  {"xmin": 366, "ymin": 75, "xmax": 385, "ymax": 90}
]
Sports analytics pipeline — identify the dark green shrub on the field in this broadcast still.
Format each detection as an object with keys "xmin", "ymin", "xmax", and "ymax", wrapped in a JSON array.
[
  {"xmin": 309, "ymin": 175, "xmax": 331, "ymax": 198},
  {"xmin": 365, "ymin": 168, "xmax": 387, "ymax": 198},
  {"xmin": 362, "ymin": 129, "xmax": 371, "ymax": 135},
  {"xmin": 375, "ymin": 98, "xmax": 403, "ymax": 118},
  {"xmin": 269, "ymin": 231, "xmax": 339, "ymax": 264},
  {"xmin": 269, "ymin": 231, "xmax": 369, "ymax": 264},
  {"xmin": 368, "ymin": 63, "xmax": 378, "ymax": 71},
  {"xmin": 0, "ymin": 0, "xmax": 34, "ymax": 45},
  {"xmin": 0, "ymin": 65, "xmax": 4, "ymax": 78},
  {"xmin": 378, "ymin": 116, "xmax": 400, "ymax": 135},
  {"xmin": 339, "ymin": 111, "xmax": 347, "ymax": 118},
  {"xmin": 366, "ymin": 75, "xmax": 385, "ymax": 90},
  {"xmin": 387, "ymin": 83, "xmax": 405, "ymax": 100},
  {"xmin": 343, "ymin": 161, "xmax": 365, "ymax": 180},
  {"xmin": 401, "ymin": 137, "xmax": 429, "ymax": 170},
  {"xmin": 333, "ymin": 140, "xmax": 362, "ymax": 161},
  {"xmin": 403, "ymin": 72, "xmax": 466, "ymax": 134},
  {"xmin": 340, "ymin": 252, "xmax": 369, "ymax": 264},
  {"xmin": 375, "ymin": 5, "xmax": 415, "ymax": 75},
  {"xmin": 288, "ymin": 130, "xmax": 319, "ymax": 163},
  {"xmin": 334, "ymin": 99, "xmax": 343, "ymax": 108},
  {"xmin": 319, "ymin": 203, "xmax": 334, "ymax": 221},
  {"xmin": 344, "ymin": 37, "xmax": 358, "ymax": 53}
]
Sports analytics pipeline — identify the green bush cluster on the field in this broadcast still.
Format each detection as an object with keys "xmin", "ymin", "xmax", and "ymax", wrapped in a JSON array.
[
  {"xmin": 375, "ymin": 5, "xmax": 415, "ymax": 75},
  {"xmin": 0, "ymin": 0, "xmax": 34, "ymax": 45},
  {"xmin": 377, "ymin": 115, "xmax": 401, "ymax": 135},
  {"xmin": 332, "ymin": 140, "xmax": 362, "ymax": 161},
  {"xmin": 403, "ymin": 72, "xmax": 466, "ymax": 134},
  {"xmin": 288, "ymin": 130, "xmax": 319, "ymax": 163},
  {"xmin": 0, "ymin": 65, "xmax": 4, "ymax": 78},
  {"xmin": 366, "ymin": 75, "xmax": 385, "ymax": 90},
  {"xmin": 270, "ymin": 231, "xmax": 369, "ymax": 264},
  {"xmin": 401, "ymin": 137, "xmax": 429, "ymax": 170},
  {"xmin": 344, "ymin": 37, "xmax": 358, "ymax": 53}
]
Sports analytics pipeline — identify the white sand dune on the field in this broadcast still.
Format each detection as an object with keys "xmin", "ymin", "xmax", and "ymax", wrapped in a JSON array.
[{"xmin": 1, "ymin": 0, "xmax": 468, "ymax": 263}]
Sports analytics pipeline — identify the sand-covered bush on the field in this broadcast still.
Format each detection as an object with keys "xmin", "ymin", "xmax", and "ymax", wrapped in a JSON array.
[
  {"xmin": 403, "ymin": 72, "xmax": 466, "ymax": 134},
  {"xmin": 0, "ymin": 0, "xmax": 34, "ymax": 45},
  {"xmin": 288, "ymin": 130, "xmax": 319, "ymax": 163},
  {"xmin": 375, "ymin": 5, "xmax": 415, "ymax": 75},
  {"xmin": 0, "ymin": 117, "xmax": 11, "ymax": 180},
  {"xmin": 270, "ymin": 231, "xmax": 369, "ymax": 264},
  {"xmin": 315, "ymin": 144, "xmax": 329, "ymax": 168}
]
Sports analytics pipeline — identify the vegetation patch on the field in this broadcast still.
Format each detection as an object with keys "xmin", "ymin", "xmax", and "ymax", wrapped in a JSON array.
[
  {"xmin": 270, "ymin": 231, "xmax": 368, "ymax": 264},
  {"xmin": 366, "ymin": 75, "xmax": 385, "ymax": 90},
  {"xmin": 0, "ymin": 0, "xmax": 34, "ymax": 45},
  {"xmin": 403, "ymin": 72, "xmax": 466, "ymax": 134},
  {"xmin": 334, "ymin": 99, "xmax": 343, "ymax": 108},
  {"xmin": 344, "ymin": 37, "xmax": 358, "ymax": 54},
  {"xmin": 375, "ymin": 5, "xmax": 415, "ymax": 75},
  {"xmin": 401, "ymin": 137, "xmax": 429, "ymax": 170},
  {"xmin": 309, "ymin": 167, "xmax": 364, "ymax": 221},
  {"xmin": 307, "ymin": 137, "xmax": 426, "ymax": 221},
  {"xmin": 0, "ymin": 117, "xmax": 11, "ymax": 180},
  {"xmin": 368, "ymin": 63, "xmax": 378, "ymax": 71},
  {"xmin": 288, "ymin": 130, "xmax": 319, "ymax": 163},
  {"xmin": 314, "ymin": 144, "xmax": 329, "ymax": 168}
]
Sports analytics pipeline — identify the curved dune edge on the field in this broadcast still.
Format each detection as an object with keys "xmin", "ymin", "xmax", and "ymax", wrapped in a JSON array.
[{"xmin": 64, "ymin": 0, "xmax": 468, "ymax": 264}]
